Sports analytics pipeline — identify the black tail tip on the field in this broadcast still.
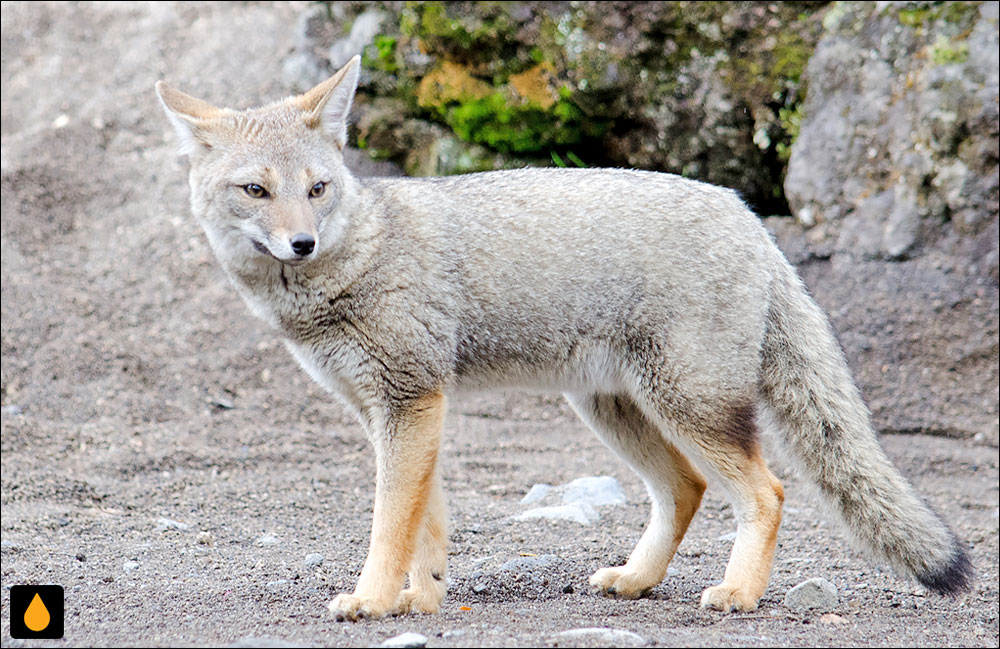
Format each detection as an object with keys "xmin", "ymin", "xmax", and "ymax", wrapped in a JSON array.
[{"xmin": 918, "ymin": 546, "xmax": 973, "ymax": 595}]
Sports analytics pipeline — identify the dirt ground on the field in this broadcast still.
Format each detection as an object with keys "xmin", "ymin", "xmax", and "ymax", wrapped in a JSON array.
[{"xmin": 1, "ymin": 3, "xmax": 997, "ymax": 647}]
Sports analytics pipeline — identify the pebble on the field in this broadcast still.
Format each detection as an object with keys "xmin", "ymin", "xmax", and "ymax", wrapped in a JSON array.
[
  {"xmin": 514, "ymin": 503, "xmax": 599, "ymax": 525},
  {"xmin": 820, "ymin": 613, "xmax": 848, "ymax": 625},
  {"xmin": 255, "ymin": 534, "xmax": 280, "ymax": 546},
  {"xmin": 717, "ymin": 531, "xmax": 738, "ymax": 542},
  {"xmin": 784, "ymin": 577, "xmax": 839, "ymax": 611},
  {"xmin": 196, "ymin": 531, "xmax": 215, "ymax": 546},
  {"xmin": 554, "ymin": 627, "xmax": 646, "ymax": 647},
  {"xmin": 379, "ymin": 632, "xmax": 428, "ymax": 648},
  {"xmin": 1, "ymin": 404, "xmax": 23, "ymax": 416},
  {"xmin": 122, "ymin": 561, "xmax": 140, "ymax": 573},
  {"xmin": 303, "ymin": 552, "xmax": 324, "ymax": 567},
  {"xmin": 156, "ymin": 517, "xmax": 190, "ymax": 532}
]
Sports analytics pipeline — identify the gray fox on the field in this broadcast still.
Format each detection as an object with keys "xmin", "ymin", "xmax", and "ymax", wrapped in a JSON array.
[{"xmin": 156, "ymin": 55, "xmax": 971, "ymax": 620}]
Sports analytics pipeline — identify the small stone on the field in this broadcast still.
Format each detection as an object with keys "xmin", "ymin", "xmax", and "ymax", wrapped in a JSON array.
[
  {"xmin": 554, "ymin": 628, "xmax": 646, "ymax": 647},
  {"xmin": 211, "ymin": 397, "xmax": 235, "ymax": 410},
  {"xmin": 379, "ymin": 632, "xmax": 428, "ymax": 648},
  {"xmin": 820, "ymin": 613, "xmax": 847, "ymax": 625},
  {"xmin": 717, "ymin": 531, "xmax": 738, "ymax": 542},
  {"xmin": 784, "ymin": 577, "xmax": 839, "ymax": 612},
  {"xmin": 472, "ymin": 582, "xmax": 489, "ymax": 594},
  {"xmin": 1, "ymin": 404, "xmax": 23, "ymax": 416},
  {"xmin": 156, "ymin": 517, "xmax": 190, "ymax": 532},
  {"xmin": 122, "ymin": 561, "xmax": 140, "ymax": 573},
  {"xmin": 196, "ymin": 532, "xmax": 215, "ymax": 546},
  {"xmin": 514, "ymin": 503, "xmax": 599, "ymax": 525},
  {"xmin": 255, "ymin": 534, "xmax": 279, "ymax": 546},
  {"xmin": 304, "ymin": 553, "xmax": 324, "ymax": 568}
]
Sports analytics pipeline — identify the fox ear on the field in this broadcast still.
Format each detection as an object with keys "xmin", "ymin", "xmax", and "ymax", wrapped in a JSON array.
[
  {"xmin": 296, "ymin": 55, "xmax": 361, "ymax": 149},
  {"xmin": 155, "ymin": 81, "xmax": 223, "ymax": 156}
]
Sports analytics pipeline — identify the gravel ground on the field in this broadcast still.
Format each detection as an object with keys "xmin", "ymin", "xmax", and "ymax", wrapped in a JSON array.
[{"xmin": 2, "ymin": 3, "xmax": 997, "ymax": 647}]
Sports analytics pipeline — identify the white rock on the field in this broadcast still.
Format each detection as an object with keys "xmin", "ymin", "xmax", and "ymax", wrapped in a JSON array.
[
  {"xmin": 784, "ymin": 577, "xmax": 839, "ymax": 611},
  {"xmin": 156, "ymin": 517, "xmax": 190, "ymax": 531},
  {"xmin": 379, "ymin": 632, "xmax": 428, "ymax": 648},
  {"xmin": 514, "ymin": 503, "xmax": 599, "ymax": 525},
  {"xmin": 555, "ymin": 627, "xmax": 646, "ymax": 647}
]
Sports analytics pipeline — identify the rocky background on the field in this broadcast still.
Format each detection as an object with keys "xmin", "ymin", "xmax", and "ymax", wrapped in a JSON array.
[{"xmin": 285, "ymin": 0, "xmax": 999, "ymax": 443}]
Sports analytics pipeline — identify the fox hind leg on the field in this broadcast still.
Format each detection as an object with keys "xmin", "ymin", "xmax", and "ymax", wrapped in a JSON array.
[
  {"xmin": 647, "ymin": 400, "xmax": 784, "ymax": 612},
  {"xmin": 565, "ymin": 393, "xmax": 707, "ymax": 599}
]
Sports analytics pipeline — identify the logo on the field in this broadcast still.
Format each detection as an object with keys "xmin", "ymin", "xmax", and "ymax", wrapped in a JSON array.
[{"xmin": 9, "ymin": 585, "xmax": 64, "ymax": 639}]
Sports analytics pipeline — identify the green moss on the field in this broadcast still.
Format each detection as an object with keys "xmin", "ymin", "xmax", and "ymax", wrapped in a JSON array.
[
  {"xmin": 363, "ymin": 35, "xmax": 399, "ymax": 73},
  {"xmin": 898, "ymin": 1, "xmax": 982, "ymax": 31},
  {"xmin": 440, "ymin": 92, "xmax": 605, "ymax": 154},
  {"xmin": 403, "ymin": 1, "xmax": 519, "ymax": 71},
  {"xmin": 775, "ymin": 104, "xmax": 804, "ymax": 162},
  {"xmin": 899, "ymin": 5, "xmax": 934, "ymax": 28},
  {"xmin": 929, "ymin": 33, "xmax": 970, "ymax": 64}
]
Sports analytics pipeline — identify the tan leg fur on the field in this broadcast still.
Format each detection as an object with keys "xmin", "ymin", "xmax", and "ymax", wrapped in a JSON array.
[
  {"xmin": 329, "ymin": 393, "xmax": 447, "ymax": 620},
  {"xmin": 395, "ymin": 463, "xmax": 448, "ymax": 614},
  {"xmin": 699, "ymin": 452, "xmax": 784, "ymax": 612}
]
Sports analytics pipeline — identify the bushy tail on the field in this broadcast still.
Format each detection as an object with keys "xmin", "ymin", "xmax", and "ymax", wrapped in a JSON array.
[{"xmin": 759, "ymin": 262, "xmax": 971, "ymax": 594}]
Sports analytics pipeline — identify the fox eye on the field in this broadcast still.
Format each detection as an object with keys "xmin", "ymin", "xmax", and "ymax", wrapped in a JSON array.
[
  {"xmin": 243, "ymin": 184, "xmax": 269, "ymax": 199},
  {"xmin": 309, "ymin": 182, "xmax": 326, "ymax": 199}
]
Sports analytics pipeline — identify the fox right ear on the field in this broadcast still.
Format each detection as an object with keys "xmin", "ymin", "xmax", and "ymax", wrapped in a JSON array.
[
  {"xmin": 155, "ymin": 81, "xmax": 223, "ymax": 156},
  {"xmin": 296, "ymin": 55, "xmax": 361, "ymax": 149}
]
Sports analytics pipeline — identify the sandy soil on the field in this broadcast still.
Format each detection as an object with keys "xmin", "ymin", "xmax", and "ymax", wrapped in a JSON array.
[{"xmin": 1, "ymin": 3, "xmax": 997, "ymax": 647}]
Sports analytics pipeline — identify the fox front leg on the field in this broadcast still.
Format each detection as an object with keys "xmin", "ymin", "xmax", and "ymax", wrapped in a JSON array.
[{"xmin": 329, "ymin": 392, "xmax": 447, "ymax": 621}]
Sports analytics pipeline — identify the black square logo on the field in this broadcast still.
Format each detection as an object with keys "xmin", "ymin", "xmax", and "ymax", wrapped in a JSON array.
[{"xmin": 9, "ymin": 585, "xmax": 64, "ymax": 639}]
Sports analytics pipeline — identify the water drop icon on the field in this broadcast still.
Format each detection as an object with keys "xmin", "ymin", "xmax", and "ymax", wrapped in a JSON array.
[{"xmin": 24, "ymin": 592, "xmax": 51, "ymax": 632}]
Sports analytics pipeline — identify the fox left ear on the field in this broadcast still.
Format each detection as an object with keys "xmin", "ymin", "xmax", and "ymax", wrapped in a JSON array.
[
  {"xmin": 297, "ymin": 55, "xmax": 361, "ymax": 149},
  {"xmin": 155, "ymin": 81, "xmax": 224, "ymax": 156}
]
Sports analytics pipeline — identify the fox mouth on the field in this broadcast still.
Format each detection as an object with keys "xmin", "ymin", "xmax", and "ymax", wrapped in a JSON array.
[
  {"xmin": 251, "ymin": 239, "xmax": 308, "ymax": 265},
  {"xmin": 251, "ymin": 239, "xmax": 277, "ymax": 259}
]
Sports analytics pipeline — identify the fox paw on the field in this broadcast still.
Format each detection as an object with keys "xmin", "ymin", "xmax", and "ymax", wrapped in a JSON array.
[
  {"xmin": 700, "ymin": 583, "xmax": 760, "ymax": 612},
  {"xmin": 393, "ymin": 586, "xmax": 444, "ymax": 615},
  {"xmin": 328, "ymin": 593, "xmax": 392, "ymax": 621},
  {"xmin": 589, "ymin": 566, "xmax": 656, "ymax": 599}
]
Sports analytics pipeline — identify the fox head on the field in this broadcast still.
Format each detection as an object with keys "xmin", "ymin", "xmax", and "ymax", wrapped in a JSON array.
[{"xmin": 156, "ymin": 56, "xmax": 361, "ymax": 271}]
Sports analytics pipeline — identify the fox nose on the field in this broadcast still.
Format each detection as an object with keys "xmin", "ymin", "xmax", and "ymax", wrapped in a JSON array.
[{"xmin": 290, "ymin": 233, "xmax": 315, "ymax": 257}]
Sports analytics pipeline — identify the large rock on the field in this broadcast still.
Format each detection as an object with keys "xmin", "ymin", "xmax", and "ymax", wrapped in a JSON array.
[
  {"xmin": 779, "ymin": 2, "xmax": 998, "ymax": 442},
  {"xmin": 785, "ymin": 1, "xmax": 998, "ymax": 265}
]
